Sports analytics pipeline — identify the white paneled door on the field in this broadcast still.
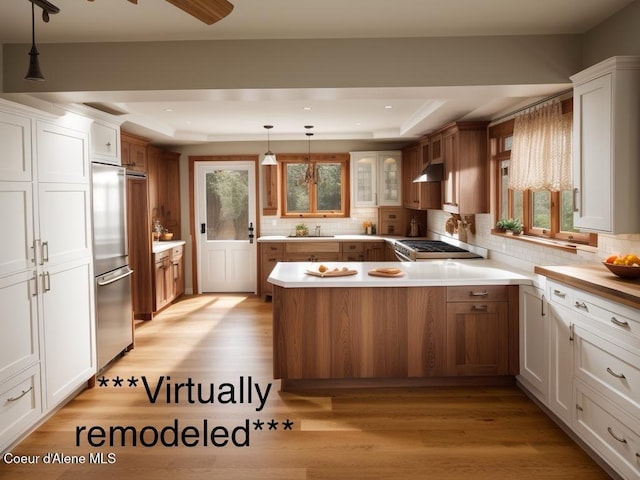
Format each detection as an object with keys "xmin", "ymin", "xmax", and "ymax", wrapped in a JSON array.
[{"xmin": 195, "ymin": 161, "xmax": 256, "ymax": 293}]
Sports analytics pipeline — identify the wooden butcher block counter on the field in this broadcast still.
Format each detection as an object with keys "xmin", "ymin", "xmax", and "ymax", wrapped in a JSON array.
[{"xmin": 534, "ymin": 264, "xmax": 640, "ymax": 310}]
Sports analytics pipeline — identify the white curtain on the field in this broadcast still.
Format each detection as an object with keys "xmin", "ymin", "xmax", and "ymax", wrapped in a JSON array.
[{"xmin": 509, "ymin": 102, "xmax": 572, "ymax": 192}]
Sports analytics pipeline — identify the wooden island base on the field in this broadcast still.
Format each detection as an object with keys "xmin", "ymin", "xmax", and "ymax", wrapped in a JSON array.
[{"xmin": 272, "ymin": 284, "xmax": 519, "ymax": 390}]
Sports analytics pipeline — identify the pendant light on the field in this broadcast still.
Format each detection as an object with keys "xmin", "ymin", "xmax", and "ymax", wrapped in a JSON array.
[
  {"xmin": 261, "ymin": 125, "xmax": 277, "ymax": 165},
  {"xmin": 304, "ymin": 126, "xmax": 317, "ymax": 184},
  {"xmin": 25, "ymin": 2, "xmax": 45, "ymax": 81}
]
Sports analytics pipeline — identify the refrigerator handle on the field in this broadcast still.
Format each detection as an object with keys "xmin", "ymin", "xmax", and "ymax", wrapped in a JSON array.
[
  {"xmin": 98, "ymin": 268, "xmax": 134, "ymax": 287},
  {"xmin": 200, "ymin": 223, "xmax": 206, "ymax": 234}
]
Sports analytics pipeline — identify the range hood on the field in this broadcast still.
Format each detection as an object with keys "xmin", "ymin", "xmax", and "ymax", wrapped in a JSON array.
[{"xmin": 413, "ymin": 163, "xmax": 444, "ymax": 183}]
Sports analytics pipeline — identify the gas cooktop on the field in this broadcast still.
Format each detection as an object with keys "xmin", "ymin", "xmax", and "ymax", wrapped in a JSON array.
[{"xmin": 395, "ymin": 239, "xmax": 483, "ymax": 260}]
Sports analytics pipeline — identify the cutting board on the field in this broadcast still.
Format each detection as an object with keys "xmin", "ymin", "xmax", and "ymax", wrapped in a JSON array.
[
  {"xmin": 305, "ymin": 268, "xmax": 358, "ymax": 278},
  {"xmin": 368, "ymin": 268, "xmax": 405, "ymax": 277}
]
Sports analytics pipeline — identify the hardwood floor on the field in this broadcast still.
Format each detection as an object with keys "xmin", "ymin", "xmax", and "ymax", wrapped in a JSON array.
[{"xmin": 1, "ymin": 294, "xmax": 611, "ymax": 479}]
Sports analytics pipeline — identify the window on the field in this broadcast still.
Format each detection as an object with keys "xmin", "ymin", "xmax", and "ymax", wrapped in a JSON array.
[
  {"xmin": 279, "ymin": 153, "xmax": 350, "ymax": 218},
  {"xmin": 491, "ymin": 99, "xmax": 596, "ymax": 246}
]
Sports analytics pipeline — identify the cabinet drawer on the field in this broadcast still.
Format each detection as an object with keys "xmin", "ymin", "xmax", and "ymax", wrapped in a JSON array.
[
  {"xmin": 0, "ymin": 364, "xmax": 42, "ymax": 452},
  {"xmin": 575, "ymin": 326, "xmax": 640, "ymax": 412},
  {"xmin": 171, "ymin": 246, "xmax": 183, "ymax": 258},
  {"xmin": 341, "ymin": 242, "xmax": 363, "ymax": 253},
  {"xmin": 154, "ymin": 250, "xmax": 171, "ymax": 262},
  {"xmin": 446, "ymin": 285, "xmax": 509, "ymax": 302},
  {"xmin": 380, "ymin": 221, "xmax": 402, "ymax": 235},
  {"xmin": 547, "ymin": 281, "xmax": 574, "ymax": 309},
  {"xmin": 286, "ymin": 252, "xmax": 340, "ymax": 262},
  {"xmin": 575, "ymin": 382, "xmax": 640, "ymax": 480},
  {"xmin": 286, "ymin": 242, "xmax": 340, "ymax": 254},
  {"xmin": 548, "ymin": 280, "xmax": 640, "ymax": 349},
  {"xmin": 574, "ymin": 293, "xmax": 640, "ymax": 348},
  {"xmin": 379, "ymin": 208, "xmax": 403, "ymax": 222},
  {"xmin": 262, "ymin": 243, "xmax": 284, "ymax": 254}
]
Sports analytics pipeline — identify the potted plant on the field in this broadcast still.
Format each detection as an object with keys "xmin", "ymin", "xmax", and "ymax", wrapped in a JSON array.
[
  {"xmin": 496, "ymin": 218, "xmax": 523, "ymax": 235},
  {"xmin": 295, "ymin": 223, "xmax": 309, "ymax": 236}
]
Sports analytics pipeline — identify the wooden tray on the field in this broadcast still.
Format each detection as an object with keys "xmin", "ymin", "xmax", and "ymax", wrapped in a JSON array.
[
  {"xmin": 368, "ymin": 268, "xmax": 405, "ymax": 277},
  {"xmin": 305, "ymin": 269, "xmax": 358, "ymax": 278}
]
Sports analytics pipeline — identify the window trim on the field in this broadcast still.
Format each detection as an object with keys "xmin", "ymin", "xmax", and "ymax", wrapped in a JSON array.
[
  {"xmin": 278, "ymin": 153, "xmax": 350, "ymax": 218},
  {"xmin": 489, "ymin": 99, "xmax": 597, "ymax": 247}
]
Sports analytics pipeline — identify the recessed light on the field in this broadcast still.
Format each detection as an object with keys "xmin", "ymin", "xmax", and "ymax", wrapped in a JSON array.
[
  {"xmin": 384, "ymin": 105, "xmax": 393, "ymax": 109},
  {"xmin": 303, "ymin": 107, "xmax": 312, "ymax": 111},
  {"xmin": 164, "ymin": 108, "xmax": 174, "ymax": 112}
]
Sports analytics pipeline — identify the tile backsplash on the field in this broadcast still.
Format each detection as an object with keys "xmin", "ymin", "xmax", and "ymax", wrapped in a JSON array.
[
  {"xmin": 260, "ymin": 207, "xmax": 640, "ymax": 273},
  {"xmin": 260, "ymin": 207, "xmax": 380, "ymax": 236},
  {"xmin": 427, "ymin": 209, "xmax": 640, "ymax": 272}
]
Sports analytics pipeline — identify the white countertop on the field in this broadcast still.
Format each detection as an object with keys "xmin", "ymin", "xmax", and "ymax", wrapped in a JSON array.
[
  {"xmin": 268, "ymin": 259, "xmax": 534, "ymax": 288},
  {"xmin": 258, "ymin": 234, "xmax": 396, "ymax": 242},
  {"xmin": 152, "ymin": 240, "xmax": 186, "ymax": 253}
]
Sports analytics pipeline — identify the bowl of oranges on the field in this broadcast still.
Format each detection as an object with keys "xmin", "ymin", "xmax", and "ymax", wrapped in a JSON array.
[{"xmin": 603, "ymin": 253, "xmax": 640, "ymax": 279}]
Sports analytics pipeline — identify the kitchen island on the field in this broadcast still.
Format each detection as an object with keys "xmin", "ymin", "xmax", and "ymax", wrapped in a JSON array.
[{"xmin": 268, "ymin": 260, "xmax": 533, "ymax": 390}]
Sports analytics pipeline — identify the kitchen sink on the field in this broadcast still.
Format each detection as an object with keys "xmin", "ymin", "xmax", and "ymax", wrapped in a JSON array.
[{"xmin": 286, "ymin": 235, "xmax": 335, "ymax": 238}]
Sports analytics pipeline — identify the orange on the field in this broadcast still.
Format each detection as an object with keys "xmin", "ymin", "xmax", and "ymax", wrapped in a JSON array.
[{"xmin": 605, "ymin": 254, "xmax": 618, "ymax": 264}]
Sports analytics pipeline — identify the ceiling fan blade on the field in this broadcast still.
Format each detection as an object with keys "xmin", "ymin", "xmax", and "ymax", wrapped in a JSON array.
[{"xmin": 165, "ymin": 0, "xmax": 234, "ymax": 25}]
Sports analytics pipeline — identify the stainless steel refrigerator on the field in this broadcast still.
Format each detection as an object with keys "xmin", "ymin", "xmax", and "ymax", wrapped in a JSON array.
[{"xmin": 91, "ymin": 162, "xmax": 134, "ymax": 371}]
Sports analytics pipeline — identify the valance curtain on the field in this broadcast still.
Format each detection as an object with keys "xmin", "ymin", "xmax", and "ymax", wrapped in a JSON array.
[{"xmin": 508, "ymin": 102, "xmax": 572, "ymax": 192}]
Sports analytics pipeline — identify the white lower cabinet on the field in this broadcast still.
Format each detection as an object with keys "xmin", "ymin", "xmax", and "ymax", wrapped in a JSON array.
[
  {"xmin": 0, "ymin": 364, "xmax": 42, "ymax": 451},
  {"xmin": 518, "ymin": 285, "xmax": 549, "ymax": 402},
  {"xmin": 42, "ymin": 259, "xmax": 95, "ymax": 409},
  {"xmin": 575, "ymin": 381, "xmax": 640, "ymax": 480},
  {"xmin": 531, "ymin": 278, "xmax": 640, "ymax": 479},
  {"xmin": 548, "ymin": 301, "xmax": 576, "ymax": 425}
]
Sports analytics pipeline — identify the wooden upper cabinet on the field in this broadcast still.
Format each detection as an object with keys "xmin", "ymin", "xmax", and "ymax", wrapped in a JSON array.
[
  {"xmin": 121, "ymin": 131, "xmax": 149, "ymax": 173},
  {"xmin": 402, "ymin": 143, "xmax": 441, "ymax": 211},
  {"xmin": 437, "ymin": 121, "xmax": 489, "ymax": 215},
  {"xmin": 262, "ymin": 165, "xmax": 278, "ymax": 216}
]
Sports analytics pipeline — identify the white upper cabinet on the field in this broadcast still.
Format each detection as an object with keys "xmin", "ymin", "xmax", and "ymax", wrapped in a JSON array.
[
  {"xmin": 351, "ymin": 151, "xmax": 401, "ymax": 207},
  {"xmin": 571, "ymin": 56, "xmax": 640, "ymax": 234},
  {"xmin": 90, "ymin": 120, "xmax": 120, "ymax": 165},
  {"xmin": 36, "ymin": 120, "xmax": 90, "ymax": 184},
  {"xmin": 0, "ymin": 111, "xmax": 32, "ymax": 182}
]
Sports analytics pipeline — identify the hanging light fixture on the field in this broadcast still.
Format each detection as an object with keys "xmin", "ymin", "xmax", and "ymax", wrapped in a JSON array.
[
  {"xmin": 304, "ymin": 125, "xmax": 317, "ymax": 184},
  {"xmin": 261, "ymin": 125, "xmax": 277, "ymax": 165},
  {"xmin": 25, "ymin": 2, "xmax": 45, "ymax": 81}
]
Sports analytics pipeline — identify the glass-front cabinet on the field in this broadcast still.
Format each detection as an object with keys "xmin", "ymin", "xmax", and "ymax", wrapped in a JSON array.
[{"xmin": 351, "ymin": 151, "xmax": 401, "ymax": 207}]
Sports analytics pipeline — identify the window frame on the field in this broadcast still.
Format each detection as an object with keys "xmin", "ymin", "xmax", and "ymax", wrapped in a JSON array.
[
  {"xmin": 490, "ymin": 99, "xmax": 597, "ymax": 247},
  {"xmin": 278, "ymin": 153, "xmax": 350, "ymax": 218}
]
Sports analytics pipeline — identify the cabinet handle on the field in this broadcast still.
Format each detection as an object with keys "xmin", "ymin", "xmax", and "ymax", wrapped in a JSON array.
[
  {"xmin": 470, "ymin": 291, "xmax": 489, "ymax": 297},
  {"xmin": 8, "ymin": 386, "xmax": 33, "ymax": 402},
  {"xmin": 30, "ymin": 272, "xmax": 38, "ymax": 297},
  {"xmin": 574, "ymin": 301, "xmax": 588, "ymax": 311},
  {"xmin": 569, "ymin": 323, "xmax": 574, "ymax": 342},
  {"xmin": 553, "ymin": 289, "xmax": 566, "ymax": 298},
  {"xmin": 31, "ymin": 239, "xmax": 38, "ymax": 264},
  {"xmin": 471, "ymin": 305, "xmax": 488, "ymax": 311},
  {"xmin": 573, "ymin": 187, "xmax": 580, "ymax": 212},
  {"xmin": 607, "ymin": 427, "xmax": 627, "ymax": 444},
  {"xmin": 541, "ymin": 294, "xmax": 546, "ymax": 316},
  {"xmin": 42, "ymin": 272, "xmax": 51, "ymax": 293},
  {"xmin": 611, "ymin": 317, "xmax": 629, "ymax": 328},
  {"xmin": 606, "ymin": 367, "xmax": 626, "ymax": 380},
  {"xmin": 41, "ymin": 241, "xmax": 49, "ymax": 264},
  {"xmin": 576, "ymin": 404, "xmax": 584, "ymax": 412}
]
